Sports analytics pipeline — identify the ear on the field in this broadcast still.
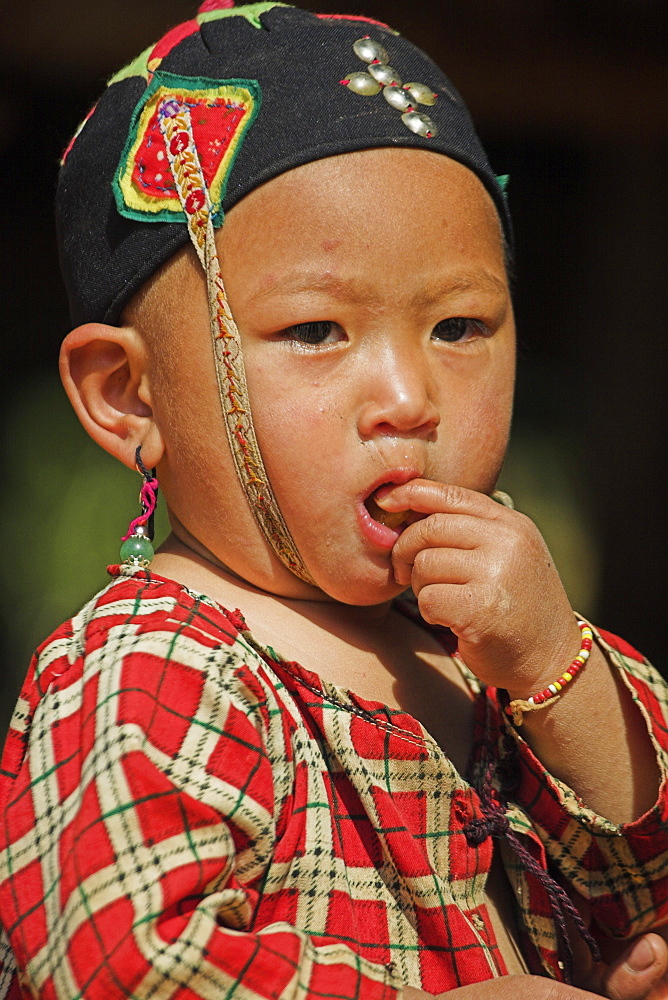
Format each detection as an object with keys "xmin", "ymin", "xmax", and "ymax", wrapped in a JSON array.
[{"xmin": 59, "ymin": 322, "xmax": 164, "ymax": 470}]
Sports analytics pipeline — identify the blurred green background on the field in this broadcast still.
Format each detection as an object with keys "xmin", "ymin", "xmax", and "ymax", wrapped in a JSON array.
[{"xmin": 1, "ymin": 0, "xmax": 666, "ymax": 735}]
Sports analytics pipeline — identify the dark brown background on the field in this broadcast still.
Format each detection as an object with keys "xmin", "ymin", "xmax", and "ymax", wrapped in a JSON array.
[{"xmin": 1, "ymin": 0, "xmax": 666, "ymax": 730}]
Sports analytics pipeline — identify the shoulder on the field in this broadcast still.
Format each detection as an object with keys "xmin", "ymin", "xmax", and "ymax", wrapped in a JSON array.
[
  {"xmin": 0, "ymin": 568, "xmax": 286, "ymax": 789},
  {"xmin": 35, "ymin": 566, "xmax": 253, "ymax": 691}
]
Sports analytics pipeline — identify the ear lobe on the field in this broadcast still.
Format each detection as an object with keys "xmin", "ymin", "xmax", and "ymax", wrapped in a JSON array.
[{"xmin": 59, "ymin": 322, "xmax": 164, "ymax": 470}]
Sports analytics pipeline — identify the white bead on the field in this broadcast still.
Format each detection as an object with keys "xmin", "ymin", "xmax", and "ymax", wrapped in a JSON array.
[
  {"xmin": 383, "ymin": 84, "xmax": 414, "ymax": 111},
  {"xmin": 401, "ymin": 111, "xmax": 438, "ymax": 138},
  {"xmin": 353, "ymin": 37, "xmax": 389, "ymax": 65},
  {"xmin": 368, "ymin": 63, "xmax": 402, "ymax": 87}
]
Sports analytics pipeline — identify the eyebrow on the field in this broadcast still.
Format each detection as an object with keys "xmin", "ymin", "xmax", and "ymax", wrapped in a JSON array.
[{"xmin": 249, "ymin": 269, "xmax": 507, "ymax": 307}]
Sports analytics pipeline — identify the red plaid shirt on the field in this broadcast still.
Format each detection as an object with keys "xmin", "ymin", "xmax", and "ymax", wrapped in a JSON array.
[{"xmin": 1, "ymin": 567, "xmax": 667, "ymax": 999}]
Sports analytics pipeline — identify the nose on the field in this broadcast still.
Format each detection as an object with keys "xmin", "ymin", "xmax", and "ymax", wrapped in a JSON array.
[{"xmin": 356, "ymin": 336, "xmax": 440, "ymax": 440}]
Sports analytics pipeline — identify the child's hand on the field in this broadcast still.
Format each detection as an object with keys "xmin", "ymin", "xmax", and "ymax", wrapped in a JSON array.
[
  {"xmin": 595, "ymin": 932, "xmax": 668, "ymax": 1000},
  {"xmin": 381, "ymin": 479, "xmax": 583, "ymax": 696},
  {"xmin": 401, "ymin": 983, "xmax": 604, "ymax": 999},
  {"xmin": 400, "ymin": 970, "xmax": 663, "ymax": 999},
  {"xmin": 399, "ymin": 931, "xmax": 668, "ymax": 998}
]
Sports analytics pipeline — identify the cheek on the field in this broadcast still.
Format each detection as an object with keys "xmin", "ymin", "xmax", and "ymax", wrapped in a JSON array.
[
  {"xmin": 438, "ymin": 344, "xmax": 515, "ymax": 487},
  {"xmin": 246, "ymin": 353, "xmax": 348, "ymax": 460},
  {"xmin": 468, "ymin": 389, "xmax": 513, "ymax": 463}
]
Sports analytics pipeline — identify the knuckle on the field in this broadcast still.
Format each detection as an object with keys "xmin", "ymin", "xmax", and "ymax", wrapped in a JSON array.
[
  {"xmin": 414, "ymin": 517, "xmax": 435, "ymax": 547},
  {"xmin": 440, "ymin": 482, "xmax": 466, "ymax": 509},
  {"xmin": 417, "ymin": 513, "xmax": 447, "ymax": 547},
  {"xmin": 417, "ymin": 586, "xmax": 440, "ymax": 625},
  {"xmin": 412, "ymin": 548, "xmax": 434, "ymax": 578},
  {"xmin": 514, "ymin": 510, "xmax": 544, "ymax": 548}
]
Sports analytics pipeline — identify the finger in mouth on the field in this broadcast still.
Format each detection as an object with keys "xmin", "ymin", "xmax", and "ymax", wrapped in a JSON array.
[{"xmin": 364, "ymin": 490, "xmax": 409, "ymax": 529}]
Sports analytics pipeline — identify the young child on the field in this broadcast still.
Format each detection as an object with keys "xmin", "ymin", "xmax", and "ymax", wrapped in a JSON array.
[{"xmin": 1, "ymin": 3, "xmax": 667, "ymax": 999}]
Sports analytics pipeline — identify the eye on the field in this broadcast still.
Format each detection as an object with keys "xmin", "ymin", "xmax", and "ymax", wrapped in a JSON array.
[
  {"xmin": 432, "ymin": 317, "xmax": 490, "ymax": 343},
  {"xmin": 282, "ymin": 321, "xmax": 345, "ymax": 347}
]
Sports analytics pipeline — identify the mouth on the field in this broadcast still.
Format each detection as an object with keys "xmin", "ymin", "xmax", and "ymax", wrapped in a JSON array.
[
  {"xmin": 364, "ymin": 488, "xmax": 410, "ymax": 530},
  {"xmin": 361, "ymin": 468, "xmax": 419, "ymax": 536}
]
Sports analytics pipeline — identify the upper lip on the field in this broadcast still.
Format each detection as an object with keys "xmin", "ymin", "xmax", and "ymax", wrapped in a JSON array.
[{"xmin": 361, "ymin": 468, "xmax": 423, "ymax": 503}]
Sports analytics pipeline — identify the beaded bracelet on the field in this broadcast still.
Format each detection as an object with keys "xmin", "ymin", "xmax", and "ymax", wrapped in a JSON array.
[{"xmin": 506, "ymin": 621, "xmax": 594, "ymax": 726}]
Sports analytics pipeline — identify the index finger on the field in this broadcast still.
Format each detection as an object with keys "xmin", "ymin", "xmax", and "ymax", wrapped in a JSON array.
[{"xmin": 376, "ymin": 479, "xmax": 507, "ymax": 518}]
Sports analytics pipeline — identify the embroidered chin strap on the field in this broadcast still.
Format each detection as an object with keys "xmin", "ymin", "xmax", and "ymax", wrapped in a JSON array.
[{"xmin": 160, "ymin": 101, "xmax": 316, "ymax": 586}]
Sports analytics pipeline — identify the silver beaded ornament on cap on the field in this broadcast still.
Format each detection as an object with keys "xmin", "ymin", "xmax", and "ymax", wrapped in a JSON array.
[{"xmin": 340, "ymin": 35, "xmax": 444, "ymax": 139}]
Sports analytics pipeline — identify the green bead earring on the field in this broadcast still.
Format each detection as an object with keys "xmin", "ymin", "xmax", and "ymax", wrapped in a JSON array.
[{"xmin": 120, "ymin": 446, "xmax": 159, "ymax": 568}]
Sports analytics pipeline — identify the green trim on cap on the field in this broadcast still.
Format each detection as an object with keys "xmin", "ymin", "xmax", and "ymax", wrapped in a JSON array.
[
  {"xmin": 496, "ymin": 173, "xmax": 510, "ymax": 195},
  {"xmin": 196, "ymin": 3, "xmax": 291, "ymax": 29},
  {"xmin": 108, "ymin": 44, "xmax": 154, "ymax": 87}
]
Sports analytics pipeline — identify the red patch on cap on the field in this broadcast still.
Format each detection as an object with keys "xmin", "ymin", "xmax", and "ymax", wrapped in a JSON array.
[
  {"xmin": 132, "ymin": 100, "xmax": 247, "ymax": 204},
  {"xmin": 115, "ymin": 75, "xmax": 261, "ymax": 225}
]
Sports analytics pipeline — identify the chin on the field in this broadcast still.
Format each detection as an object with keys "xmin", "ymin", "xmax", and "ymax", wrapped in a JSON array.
[{"xmin": 311, "ymin": 561, "xmax": 406, "ymax": 607}]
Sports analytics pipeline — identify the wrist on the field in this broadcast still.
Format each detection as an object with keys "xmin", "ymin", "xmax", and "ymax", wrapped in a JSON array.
[{"xmin": 505, "ymin": 619, "xmax": 594, "ymax": 726}]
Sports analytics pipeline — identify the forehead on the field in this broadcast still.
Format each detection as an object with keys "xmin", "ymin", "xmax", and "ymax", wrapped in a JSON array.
[
  {"xmin": 219, "ymin": 148, "xmax": 507, "ymax": 294},
  {"xmin": 230, "ymin": 147, "xmax": 500, "ymax": 231},
  {"xmin": 139, "ymin": 147, "xmax": 507, "ymax": 325}
]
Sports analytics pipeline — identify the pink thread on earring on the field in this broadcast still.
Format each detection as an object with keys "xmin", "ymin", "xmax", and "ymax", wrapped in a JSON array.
[{"xmin": 121, "ymin": 476, "xmax": 159, "ymax": 541}]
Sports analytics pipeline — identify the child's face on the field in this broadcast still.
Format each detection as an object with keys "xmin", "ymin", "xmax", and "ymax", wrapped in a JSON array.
[{"xmin": 150, "ymin": 148, "xmax": 515, "ymax": 605}]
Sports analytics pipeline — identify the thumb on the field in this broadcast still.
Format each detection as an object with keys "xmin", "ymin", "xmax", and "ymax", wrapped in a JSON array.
[{"xmin": 602, "ymin": 934, "xmax": 668, "ymax": 1000}]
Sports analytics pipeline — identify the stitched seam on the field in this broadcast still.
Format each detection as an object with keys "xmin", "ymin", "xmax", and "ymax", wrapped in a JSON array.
[{"xmin": 275, "ymin": 662, "xmax": 430, "ymax": 749}]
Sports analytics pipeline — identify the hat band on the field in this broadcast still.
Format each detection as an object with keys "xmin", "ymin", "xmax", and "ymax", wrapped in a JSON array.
[{"xmin": 160, "ymin": 101, "xmax": 316, "ymax": 586}]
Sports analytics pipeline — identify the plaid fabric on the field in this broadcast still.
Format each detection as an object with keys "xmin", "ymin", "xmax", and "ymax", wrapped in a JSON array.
[{"xmin": 1, "ymin": 568, "xmax": 667, "ymax": 999}]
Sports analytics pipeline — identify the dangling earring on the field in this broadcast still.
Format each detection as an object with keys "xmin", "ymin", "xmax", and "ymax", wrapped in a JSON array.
[{"xmin": 120, "ymin": 446, "xmax": 159, "ymax": 567}]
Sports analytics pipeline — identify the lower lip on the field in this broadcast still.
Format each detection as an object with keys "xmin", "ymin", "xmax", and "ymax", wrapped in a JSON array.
[{"xmin": 357, "ymin": 502, "xmax": 403, "ymax": 550}]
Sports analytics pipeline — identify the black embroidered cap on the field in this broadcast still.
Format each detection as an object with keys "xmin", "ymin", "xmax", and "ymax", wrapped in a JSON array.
[{"xmin": 56, "ymin": 1, "xmax": 512, "ymax": 326}]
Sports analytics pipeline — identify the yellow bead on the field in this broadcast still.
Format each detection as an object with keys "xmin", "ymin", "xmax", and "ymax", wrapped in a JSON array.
[
  {"xmin": 553, "ymin": 681, "xmax": 562, "ymax": 692},
  {"xmin": 573, "ymin": 655, "xmax": 585, "ymax": 665},
  {"xmin": 342, "ymin": 72, "xmax": 382, "ymax": 96},
  {"xmin": 404, "ymin": 81, "xmax": 438, "ymax": 106},
  {"xmin": 562, "ymin": 672, "xmax": 572, "ymax": 682}
]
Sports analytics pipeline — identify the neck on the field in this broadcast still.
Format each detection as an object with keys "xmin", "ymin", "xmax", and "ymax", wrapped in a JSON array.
[{"xmin": 151, "ymin": 528, "xmax": 397, "ymax": 632}]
